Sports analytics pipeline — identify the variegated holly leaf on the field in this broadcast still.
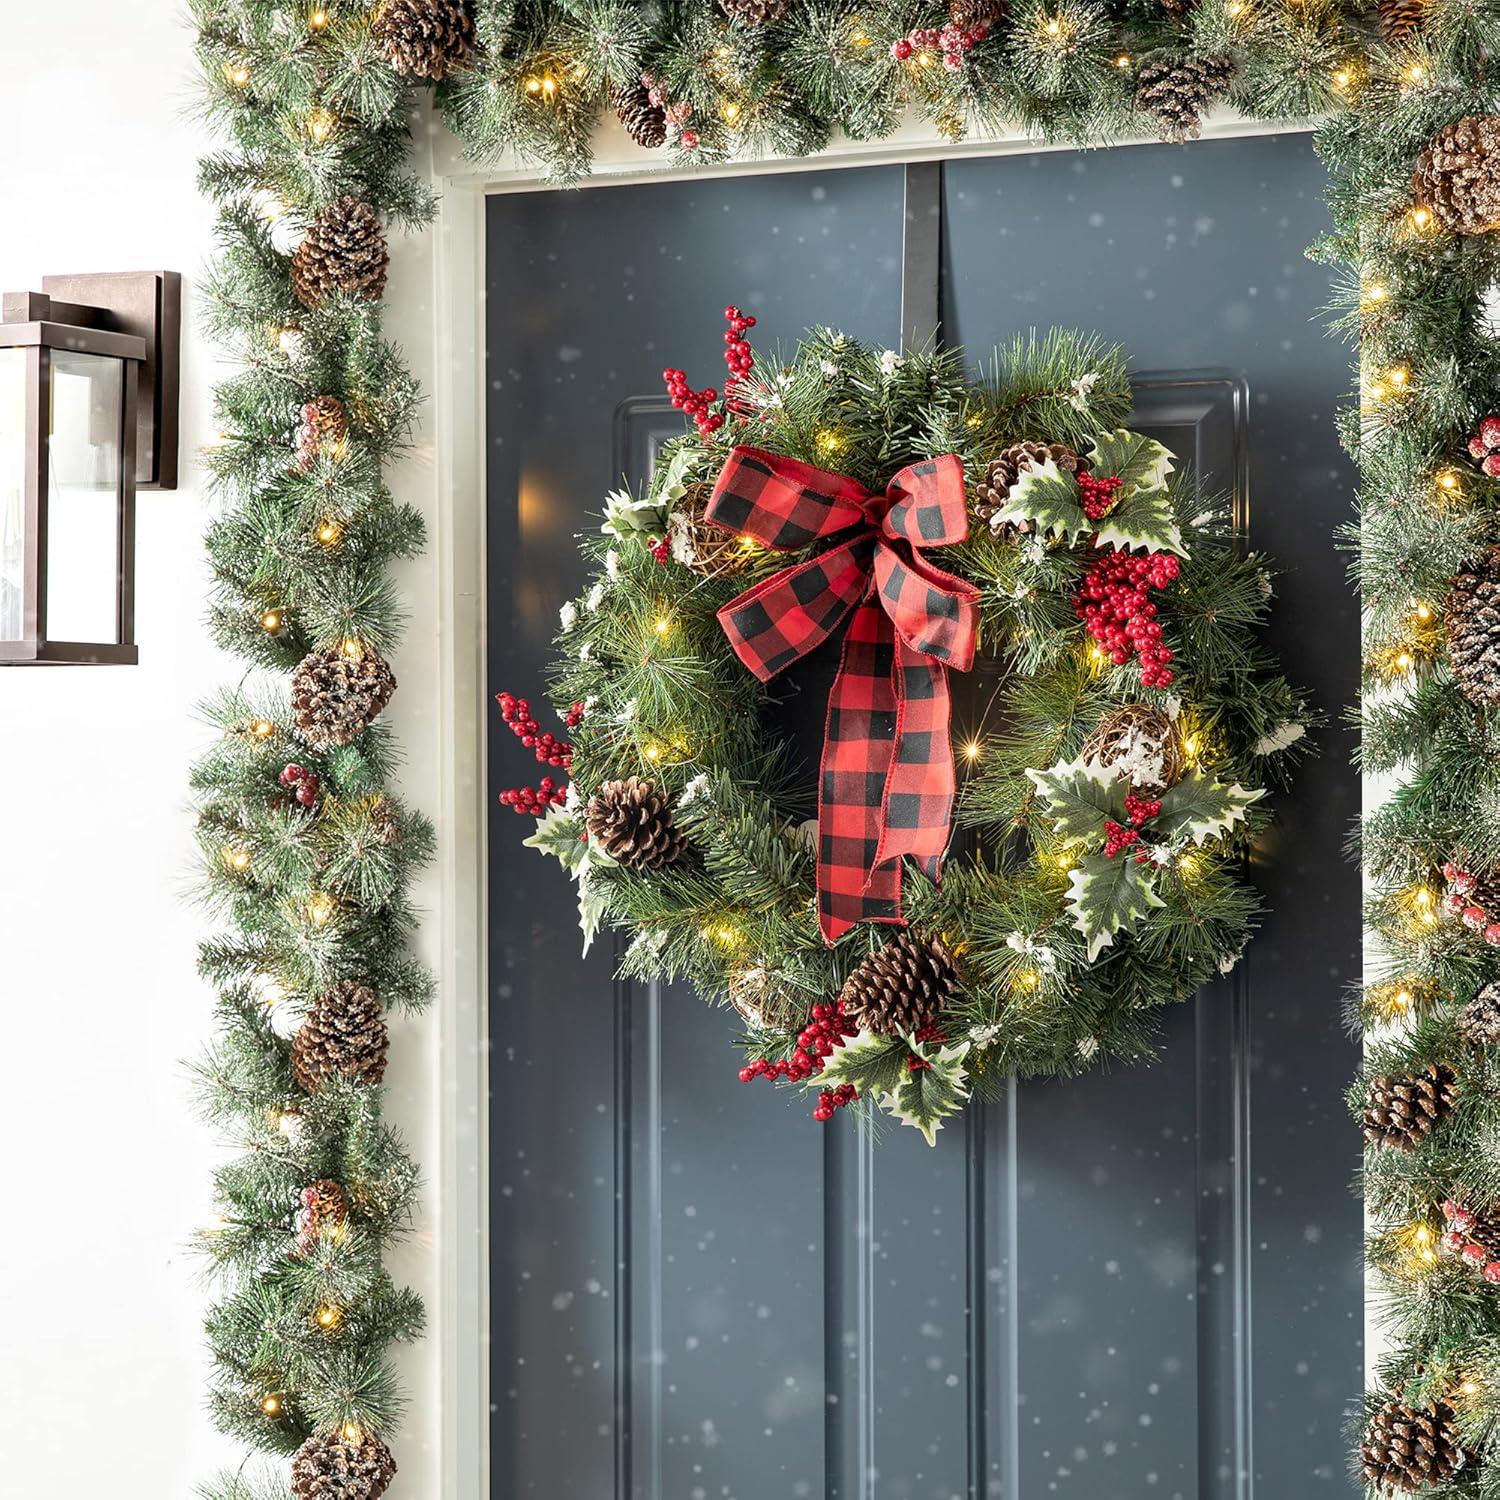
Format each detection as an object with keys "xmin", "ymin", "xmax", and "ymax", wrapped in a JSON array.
[
  {"xmin": 523, "ymin": 802, "xmax": 590, "ymax": 874},
  {"xmin": 814, "ymin": 1029, "xmax": 909, "ymax": 1100},
  {"xmin": 1091, "ymin": 486, "xmax": 1187, "ymax": 557},
  {"xmin": 1153, "ymin": 770, "xmax": 1265, "ymax": 846},
  {"xmin": 655, "ymin": 444, "xmax": 706, "ymax": 506},
  {"xmin": 1088, "ymin": 429, "xmax": 1175, "ymax": 500},
  {"xmin": 994, "ymin": 458, "xmax": 1092, "ymax": 544},
  {"xmin": 601, "ymin": 485, "xmax": 667, "ymax": 542},
  {"xmin": 1026, "ymin": 756, "xmax": 1129, "ymax": 840},
  {"xmin": 1066, "ymin": 852, "xmax": 1166, "ymax": 962},
  {"xmin": 577, "ymin": 863, "xmax": 610, "ymax": 957},
  {"xmin": 877, "ymin": 1039, "xmax": 972, "ymax": 1147}
]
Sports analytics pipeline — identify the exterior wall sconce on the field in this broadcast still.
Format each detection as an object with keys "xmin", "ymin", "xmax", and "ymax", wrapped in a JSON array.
[{"xmin": 0, "ymin": 271, "xmax": 180, "ymax": 664}]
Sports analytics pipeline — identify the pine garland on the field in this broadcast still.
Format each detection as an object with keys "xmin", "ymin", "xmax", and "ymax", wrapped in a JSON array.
[{"xmin": 187, "ymin": 0, "xmax": 1500, "ymax": 1490}]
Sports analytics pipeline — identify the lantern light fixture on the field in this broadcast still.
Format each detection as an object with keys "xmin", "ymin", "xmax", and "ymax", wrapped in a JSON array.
[{"xmin": 0, "ymin": 271, "xmax": 179, "ymax": 664}]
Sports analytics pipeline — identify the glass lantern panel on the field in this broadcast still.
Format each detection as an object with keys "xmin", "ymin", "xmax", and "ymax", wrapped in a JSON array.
[
  {"xmin": 45, "ymin": 349, "xmax": 123, "ymax": 644},
  {"xmin": 0, "ymin": 348, "xmax": 25, "ymax": 641}
]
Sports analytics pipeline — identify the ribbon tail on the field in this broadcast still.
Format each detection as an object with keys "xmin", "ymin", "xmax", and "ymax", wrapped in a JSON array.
[
  {"xmin": 816, "ymin": 595, "xmax": 905, "ymax": 944},
  {"xmin": 872, "ymin": 640, "xmax": 957, "ymax": 881}
]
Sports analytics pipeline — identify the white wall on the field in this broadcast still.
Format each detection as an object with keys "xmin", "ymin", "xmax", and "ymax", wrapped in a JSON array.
[{"xmin": 0, "ymin": 8, "xmax": 446, "ymax": 1497}]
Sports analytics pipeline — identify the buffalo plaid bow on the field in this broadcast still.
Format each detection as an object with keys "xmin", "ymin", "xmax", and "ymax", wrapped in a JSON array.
[{"xmin": 705, "ymin": 445, "xmax": 980, "ymax": 943}]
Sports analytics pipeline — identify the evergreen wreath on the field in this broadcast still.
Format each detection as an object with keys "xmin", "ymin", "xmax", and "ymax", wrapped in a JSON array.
[{"xmin": 504, "ymin": 312, "xmax": 1310, "ymax": 1144}]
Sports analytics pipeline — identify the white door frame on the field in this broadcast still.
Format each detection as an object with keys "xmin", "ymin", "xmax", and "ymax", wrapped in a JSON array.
[{"xmin": 405, "ymin": 105, "xmax": 1309, "ymax": 1500}]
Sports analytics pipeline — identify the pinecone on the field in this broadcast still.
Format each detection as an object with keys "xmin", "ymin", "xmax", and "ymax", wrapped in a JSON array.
[
  {"xmin": 1080, "ymin": 704, "xmax": 1185, "ymax": 796},
  {"xmin": 839, "ymin": 932, "xmax": 962, "ymax": 1038},
  {"xmin": 291, "ymin": 1429, "xmax": 397, "ymax": 1500},
  {"xmin": 1362, "ymin": 1064, "xmax": 1459, "ymax": 1151},
  {"xmin": 1134, "ymin": 55, "xmax": 1235, "ymax": 145},
  {"xmin": 291, "ymin": 197, "xmax": 390, "ymax": 309},
  {"xmin": 973, "ymin": 440, "xmax": 1086, "ymax": 528},
  {"xmin": 717, "ymin": 0, "xmax": 789, "ymax": 22},
  {"xmin": 371, "ymin": 0, "xmax": 475, "ymax": 80},
  {"xmin": 295, "ymin": 395, "xmax": 347, "ymax": 472},
  {"xmin": 585, "ymin": 778, "xmax": 688, "ymax": 870},
  {"xmin": 1460, "ymin": 980, "xmax": 1500, "ymax": 1046},
  {"xmin": 291, "ymin": 646, "xmax": 397, "ymax": 751},
  {"xmin": 1412, "ymin": 116, "xmax": 1500, "ymax": 236},
  {"xmin": 1360, "ymin": 1397, "xmax": 1466, "ymax": 1492},
  {"xmin": 293, "ymin": 1178, "xmax": 349, "ymax": 1258},
  {"xmin": 368, "ymin": 794, "xmax": 400, "ymax": 848},
  {"xmin": 612, "ymin": 81, "xmax": 667, "ymax": 149},
  {"xmin": 1446, "ymin": 548, "xmax": 1500, "ymax": 707},
  {"xmin": 668, "ymin": 482, "xmax": 751, "ymax": 578},
  {"xmin": 292, "ymin": 981, "xmax": 389, "ymax": 1092},
  {"xmin": 949, "ymin": 0, "xmax": 1008, "ymax": 26},
  {"xmin": 1378, "ymin": 0, "xmax": 1425, "ymax": 45}
]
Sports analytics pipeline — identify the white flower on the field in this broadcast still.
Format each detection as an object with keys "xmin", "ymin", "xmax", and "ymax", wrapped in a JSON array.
[
  {"xmin": 1252, "ymin": 720, "xmax": 1306, "ymax": 755},
  {"xmin": 1076, "ymin": 1035, "xmax": 1099, "ymax": 1061},
  {"xmin": 1005, "ymin": 931, "xmax": 1058, "ymax": 972},
  {"xmin": 586, "ymin": 582, "xmax": 606, "ymax": 611},
  {"xmin": 1068, "ymin": 371, "xmax": 1099, "ymax": 412},
  {"xmin": 821, "ymin": 360, "xmax": 840, "ymax": 377},
  {"xmin": 680, "ymin": 773, "xmax": 711, "ymax": 805},
  {"xmin": 605, "ymin": 550, "xmax": 621, "ymax": 581},
  {"xmin": 558, "ymin": 600, "xmax": 578, "ymax": 630},
  {"xmin": 879, "ymin": 349, "xmax": 904, "ymax": 377}
]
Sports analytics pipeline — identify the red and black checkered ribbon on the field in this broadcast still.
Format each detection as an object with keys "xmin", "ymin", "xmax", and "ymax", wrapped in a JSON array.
[{"xmin": 705, "ymin": 445, "xmax": 979, "ymax": 943}]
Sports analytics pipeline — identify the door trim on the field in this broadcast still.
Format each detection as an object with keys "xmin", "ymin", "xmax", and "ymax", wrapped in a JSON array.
[{"xmin": 417, "ymin": 126, "xmax": 1304, "ymax": 1500}]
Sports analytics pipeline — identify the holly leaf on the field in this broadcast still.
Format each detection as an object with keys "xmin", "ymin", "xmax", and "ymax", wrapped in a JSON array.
[
  {"xmin": 1153, "ymin": 770, "xmax": 1265, "ymax": 846},
  {"xmin": 601, "ymin": 485, "xmax": 667, "ymax": 542},
  {"xmin": 523, "ymin": 802, "xmax": 590, "ymax": 874},
  {"xmin": 1088, "ymin": 428, "xmax": 1175, "ymax": 499},
  {"xmin": 1091, "ymin": 485, "xmax": 1187, "ymax": 557},
  {"xmin": 814, "ymin": 1029, "xmax": 910, "ymax": 1099},
  {"xmin": 578, "ymin": 864, "xmax": 610, "ymax": 957},
  {"xmin": 877, "ymin": 1040, "xmax": 972, "ymax": 1147},
  {"xmin": 1026, "ymin": 756, "xmax": 1129, "ymax": 839},
  {"xmin": 994, "ymin": 458, "xmax": 1091, "ymax": 544},
  {"xmin": 655, "ymin": 445, "xmax": 705, "ymax": 505},
  {"xmin": 1066, "ymin": 852, "xmax": 1166, "ymax": 962}
]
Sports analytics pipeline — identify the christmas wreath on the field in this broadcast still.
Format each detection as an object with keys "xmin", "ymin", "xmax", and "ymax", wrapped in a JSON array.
[{"xmin": 501, "ymin": 309, "xmax": 1310, "ymax": 1144}]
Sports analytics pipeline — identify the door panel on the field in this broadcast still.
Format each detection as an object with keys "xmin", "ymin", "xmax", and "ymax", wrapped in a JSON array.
[{"xmin": 486, "ymin": 138, "xmax": 1360, "ymax": 1500}]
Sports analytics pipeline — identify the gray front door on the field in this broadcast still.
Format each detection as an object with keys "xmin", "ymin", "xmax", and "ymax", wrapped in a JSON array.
[{"xmin": 486, "ymin": 139, "xmax": 1360, "ymax": 1500}]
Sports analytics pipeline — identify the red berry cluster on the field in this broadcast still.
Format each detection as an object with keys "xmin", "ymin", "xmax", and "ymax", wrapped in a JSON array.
[
  {"xmin": 1468, "ymin": 414, "xmax": 1500, "ymax": 477},
  {"xmin": 1077, "ymin": 473, "xmax": 1124, "ymax": 521},
  {"xmin": 1442, "ymin": 1199, "xmax": 1500, "ymax": 1282},
  {"xmin": 663, "ymin": 367, "xmax": 722, "ymax": 435},
  {"xmin": 739, "ymin": 1000, "xmax": 861, "ymax": 1120},
  {"xmin": 495, "ymin": 691, "xmax": 581, "ymax": 817},
  {"xmin": 649, "ymin": 536, "xmax": 672, "ymax": 564},
  {"xmin": 1075, "ymin": 549, "xmax": 1180, "ymax": 688},
  {"xmin": 891, "ymin": 18, "xmax": 992, "ymax": 70},
  {"xmin": 1103, "ymin": 791, "xmax": 1162, "ymax": 861},
  {"xmin": 722, "ymin": 305, "xmax": 756, "ymax": 412},
  {"xmin": 1441, "ymin": 859, "xmax": 1500, "ymax": 945},
  {"xmin": 278, "ymin": 763, "xmax": 320, "ymax": 809}
]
